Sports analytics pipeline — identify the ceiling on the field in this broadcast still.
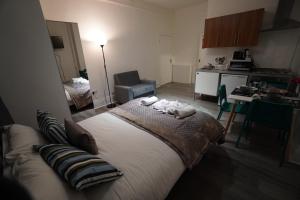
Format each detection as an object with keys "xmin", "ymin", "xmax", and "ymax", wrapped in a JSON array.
[{"xmin": 142, "ymin": 0, "xmax": 206, "ymax": 10}]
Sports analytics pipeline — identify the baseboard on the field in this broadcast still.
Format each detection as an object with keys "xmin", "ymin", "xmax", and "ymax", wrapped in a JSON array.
[{"xmin": 93, "ymin": 94, "xmax": 116, "ymax": 109}]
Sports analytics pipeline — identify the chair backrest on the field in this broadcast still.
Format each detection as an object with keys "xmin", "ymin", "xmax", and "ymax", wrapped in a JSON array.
[
  {"xmin": 246, "ymin": 100, "xmax": 293, "ymax": 131},
  {"xmin": 114, "ymin": 70, "xmax": 141, "ymax": 86},
  {"xmin": 219, "ymin": 85, "xmax": 228, "ymax": 106},
  {"xmin": 287, "ymin": 81, "xmax": 297, "ymax": 96}
]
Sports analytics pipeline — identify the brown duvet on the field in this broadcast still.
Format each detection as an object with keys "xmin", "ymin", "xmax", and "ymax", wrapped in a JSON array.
[{"xmin": 109, "ymin": 98, "xmax": 225, "ymax": 169}]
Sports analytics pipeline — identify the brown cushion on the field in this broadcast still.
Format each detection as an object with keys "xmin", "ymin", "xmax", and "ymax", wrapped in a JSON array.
[{"xmin": 64, "ymin": 119, "xmax": 98, "ymax": 154}]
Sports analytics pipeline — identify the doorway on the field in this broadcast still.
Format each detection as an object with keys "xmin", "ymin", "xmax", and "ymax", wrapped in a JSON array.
[{"xmin": 159, "ymin": 35, "xmax": 173, "ymax": 86}]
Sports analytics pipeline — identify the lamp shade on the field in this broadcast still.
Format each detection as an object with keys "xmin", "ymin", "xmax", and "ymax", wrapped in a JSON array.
[
  {"xmin": 0, "ymin": 97, "xmax": 14, "ymax": 126},
  {"xmin": 99, "ymin": 37, "xmax": 107, "ymax": 46}
]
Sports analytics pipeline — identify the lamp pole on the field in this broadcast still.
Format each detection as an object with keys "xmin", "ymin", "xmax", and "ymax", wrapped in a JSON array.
[{"xmin": 100, "ymin": 45, "xmax": 115, "ymax": 108}]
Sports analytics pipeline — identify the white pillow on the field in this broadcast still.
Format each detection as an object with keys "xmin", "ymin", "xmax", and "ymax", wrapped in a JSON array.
[
  {"xmin": 5, "ymin": 124, "xmax": 86, "ymax": 200},
  {"xmin": 13, "ymin": 153, "xmax": 85, "ymax": 200},
  {"xmin": 5, "ymin": 124, "xmax": 46, "ymax": 164}
]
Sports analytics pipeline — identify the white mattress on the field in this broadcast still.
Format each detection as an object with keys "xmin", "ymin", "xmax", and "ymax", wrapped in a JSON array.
[{"xmin": 79, "ymin": 113, "xmax": 185, "ymax": 200}]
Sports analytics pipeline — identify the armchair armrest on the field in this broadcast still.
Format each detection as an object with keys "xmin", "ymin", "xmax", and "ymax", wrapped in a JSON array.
[
  {"xmin": 115, "ymin": 85, "xmax": 132, "ymax": 90},
  {"xmin": 114, "ymin": 85, "xmax": 134, "ymax": 104}
]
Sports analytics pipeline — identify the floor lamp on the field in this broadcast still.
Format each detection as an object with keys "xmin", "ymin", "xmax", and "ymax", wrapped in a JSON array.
[{"xmin": 100, "ymin": 41, "xmax": 116, "ymax": 108}]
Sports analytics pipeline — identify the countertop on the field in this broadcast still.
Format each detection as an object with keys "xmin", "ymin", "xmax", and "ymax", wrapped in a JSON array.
[{"xmin": 196, "ymin": 68, "xmax": 294, "ymax": 78}]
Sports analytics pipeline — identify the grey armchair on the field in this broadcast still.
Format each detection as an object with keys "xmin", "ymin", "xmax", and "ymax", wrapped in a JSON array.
[{"xmin": 114, "ymin": 71, "xmax": 156, "ymax": 104}]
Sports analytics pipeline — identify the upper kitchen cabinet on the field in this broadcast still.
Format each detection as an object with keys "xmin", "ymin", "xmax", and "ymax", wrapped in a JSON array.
[
  {"xmin": 236, "ymin": 9, "xmax": 264, "ymax": 46},
  {"xmin": 202, "ymin": 8, "xmax": 264, "ymax": 48},
  {"xmin": 219, "ymin": 14, "xmax": 239, "ymax": 47},
  {"xmin": 202, "ymin": 17, "xmax": 221, "ymax": 48}
]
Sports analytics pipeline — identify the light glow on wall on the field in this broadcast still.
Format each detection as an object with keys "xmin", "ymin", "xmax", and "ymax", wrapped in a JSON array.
[{"xmin": 83, "ymin": 29, "xmax": 108, "ymax": 46}]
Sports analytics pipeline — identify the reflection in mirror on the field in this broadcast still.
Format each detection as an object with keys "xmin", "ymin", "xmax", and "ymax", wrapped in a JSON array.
[{"xmin": 46, "ymin": 20, "xmax": 94, "ymax": 115}]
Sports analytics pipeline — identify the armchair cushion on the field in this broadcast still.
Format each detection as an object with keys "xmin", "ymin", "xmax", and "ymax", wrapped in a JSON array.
[{"xmin": 131, "ymin": 83, "xmax": 155, "ymax": 97}]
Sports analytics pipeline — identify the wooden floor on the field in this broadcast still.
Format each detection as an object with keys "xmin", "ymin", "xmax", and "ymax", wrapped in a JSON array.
[{"xmin": 73, "ymin": 83, "xmax": 300, "ymax": 200}]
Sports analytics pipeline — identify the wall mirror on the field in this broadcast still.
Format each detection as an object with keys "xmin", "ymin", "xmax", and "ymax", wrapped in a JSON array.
[{"xmin": 46, "ymin": 20, "xmax": 94, "ymax": 115}]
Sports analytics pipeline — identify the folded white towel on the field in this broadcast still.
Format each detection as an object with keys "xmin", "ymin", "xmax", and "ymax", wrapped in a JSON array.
[
  {"xmin": 153, "ymin": 99, "xmax": 196, "ymax": 118},
  {"xmin": 174, "ymin": 105, "xmax": 196, "ymax": 119},
  {"xmin": 166, "ymin": 101, "xmax": 182, "ymax": 114},
  {"xmin": 153, "ymin": 99, "xmax": 170, "ymax": 113},
  {"xmin": 141, "ymin": 96, "xmax": 159, "ymax": 106}
]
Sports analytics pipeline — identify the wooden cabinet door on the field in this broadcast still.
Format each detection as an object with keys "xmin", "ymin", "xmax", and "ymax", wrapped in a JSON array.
[
  {"xmin": 202, "ymin": 8, "xmax": 264, "ymax": 48},
  {"xmin": 219, "ymin": 14, "xmax": 239, "ymax": 47},
  {"xmin": 236, "ymin": 9, "xmax": 264, "ymax": 46},
  {"xmin": 202, "ymin": 17, "xmax": 221, "ymax": 48}
]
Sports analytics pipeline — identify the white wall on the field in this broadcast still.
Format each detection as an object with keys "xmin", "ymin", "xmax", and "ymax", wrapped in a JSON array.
[
  {"xmin": 47, "ymin": 21, "xmax": 86, "ymax": 81},
  {"xmin": 201, "ymin": 0, "xmax": 300, "ymax": 72},
  {"xmin": 172, "ymin": 1, "xmax": 207, "ymax": 83},
  {"xmin": 47, "ymin": 21, "xmax": 80, "ymax": 82},
  {"xmin": 71, "ymin": 23, "xmax": 87, "ymax": 71},
  {"xmin": 40, "ymin": 0, "xmax": 174, "ymax": 107},
  {"xmin": 173, "ymin": 1, "xmax": 207, "ymax": 65},
  {"xmin": 0, "ymin": 0, "xmax": 71, "ymax": 128},
  {"xmin": 254, "ymin": 29, "xmax": 300, "ymax": 69}
]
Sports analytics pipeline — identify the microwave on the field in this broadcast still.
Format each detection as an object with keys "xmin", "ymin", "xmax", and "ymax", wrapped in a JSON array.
[{"xmin": 229, "ymin": 59, "xmax": 253, "ymax": 71}]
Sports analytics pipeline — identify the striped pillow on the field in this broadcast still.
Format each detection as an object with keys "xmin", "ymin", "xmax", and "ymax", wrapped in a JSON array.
[
  {"xmin": 33, "ymin": 144, "xmax": 123, "ymax": 191},
  {"xmin": 36, "ymin": 110, "xmax": 69, "ymax": 144}
]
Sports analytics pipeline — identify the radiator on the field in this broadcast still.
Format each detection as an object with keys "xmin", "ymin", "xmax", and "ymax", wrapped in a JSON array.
[{"xmin": 172, "ymin": 64, "xmax": 192, "ymax": 84}]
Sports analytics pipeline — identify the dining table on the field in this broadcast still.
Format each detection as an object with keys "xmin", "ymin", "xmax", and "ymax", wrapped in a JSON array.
[
  {"xmin": 224, "ymin": 90, "xmax": 300, "ymax": 135},
  {"xmin": 224, "ymin": 88, "xmax": 300, "ymax": 165}
]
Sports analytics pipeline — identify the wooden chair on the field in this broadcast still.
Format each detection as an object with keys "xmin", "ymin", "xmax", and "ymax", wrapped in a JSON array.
[
  {"xmin": 235, "ymin": 99, "xmax": 293, "ymax": 166},
  {"xmin": 217, "ymin": 85, "xmax": 248, "ymax": 120}
]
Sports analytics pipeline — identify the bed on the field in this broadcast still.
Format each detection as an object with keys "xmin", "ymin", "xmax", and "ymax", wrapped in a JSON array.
[{"xmin": 3, "ymin": 98, "xmax": 225, "ymax": 200}]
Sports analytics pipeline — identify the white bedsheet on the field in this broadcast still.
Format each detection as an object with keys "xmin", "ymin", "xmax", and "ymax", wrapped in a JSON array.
[
  {"xmin": 8, "ymin": 113, "xmax": 184, "ymax": 200},
  {"xmin": 79, "ymin": 113, "xmax": 185, "ymax": 200}
]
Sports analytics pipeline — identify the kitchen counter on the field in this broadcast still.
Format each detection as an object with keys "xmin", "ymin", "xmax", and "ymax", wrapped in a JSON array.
[
  {"xmin": 196, "ymin": 68, "xmax": 294, "ymax": 78},
  {"xmin": 195, "ymin": 68, "xmax": 294, "ymax": 98}
]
